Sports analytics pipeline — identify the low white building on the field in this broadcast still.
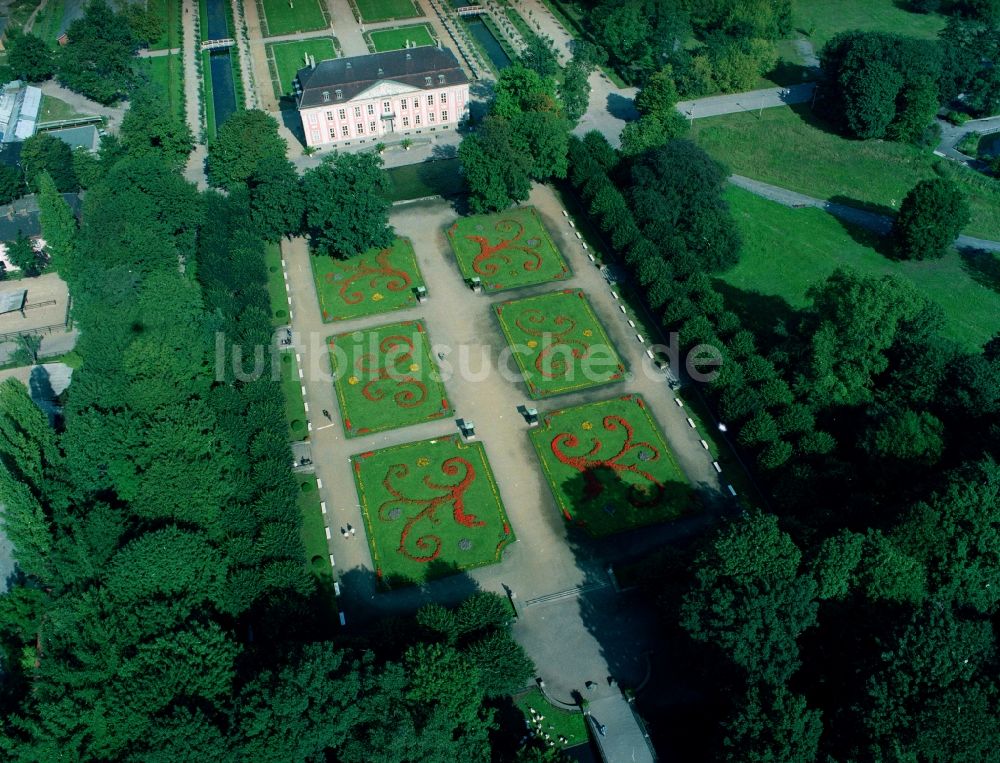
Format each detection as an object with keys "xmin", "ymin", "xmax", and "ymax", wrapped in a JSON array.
[
  {"xmin": 295, "ymin": 46, "xmax": 470, "ymax": 148},
  {"xmin": 0, "ymin": 80, "xmax": 41, "ymax": 143}
]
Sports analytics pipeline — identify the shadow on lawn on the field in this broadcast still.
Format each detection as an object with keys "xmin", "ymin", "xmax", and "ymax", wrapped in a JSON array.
[
  {"xmin": 826, "ymin": 195, "xmax": 896, "ymax": 257},
  {"xmin": 959, "ymin": 246, "xmax": 1000, "ymax": 294},
  {"xmin": 711, "ymin": 278, "xmax": 796, "ymax": 345}
]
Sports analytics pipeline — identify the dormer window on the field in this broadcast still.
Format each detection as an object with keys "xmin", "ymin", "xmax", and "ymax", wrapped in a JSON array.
[
  {"xmin": 335, "ymin": 89, "xmax": 343, "ymax": 100},
  {"xmin": 377, "ymin": 67, "xmax": 384, "ymax": 76},
  {"xmin": 424, "ymin": 76, "xmax": 432, "ymax": 86},
  {"xmin": 322, "ymin": 91, "xmax": 330, "ymax": 102},
  {"xmin": 438, "ymin": 74, "xmax": 445, "ymax": 84}
]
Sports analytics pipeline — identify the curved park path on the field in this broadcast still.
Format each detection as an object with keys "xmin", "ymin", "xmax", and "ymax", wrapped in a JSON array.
[
  {"xmin": 281, "ymin": 185, "xmax": 727, "ymax": 734},
  {"xmin": 731, "ymin": 174, "xmax": 1000, "ymax": 253}
]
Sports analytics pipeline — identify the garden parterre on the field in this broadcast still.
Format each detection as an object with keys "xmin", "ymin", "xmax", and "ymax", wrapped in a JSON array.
[
  {"xmin": 313, "ymin": 238, "xmax": 425, "ymax": 322},
  {"xmin": 446, "ymin": 207, "xmax": 571, "ymax": 292},
  {"xmin": 352, "ymin": 435, "xmax": 515, "ymax": 586},
  {"xmin": 328, "ymin": 319, "xmax": 450, "ymax": 437},
  {"xmin": 530, "ymin": 395, "xmax": 694, "ymax": 536},
  {"xmin": 495, "ymin": 289, "xmax": 626, "ymax": 398}
]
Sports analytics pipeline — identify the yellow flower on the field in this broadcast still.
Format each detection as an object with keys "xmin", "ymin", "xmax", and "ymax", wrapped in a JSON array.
[
  {"xmin": 582, "ymin": 329, "xmax": 593, "ymax": 337},
  {"xmin": 526, "ymin": 340, "xmax": 538, "ymax": 349},
  {"xmin": 582, "ymin": 421, "xmax": 593, "ymax": 430},
  {"xmin": 372, "ymin": 292, "xmax": 384, "ymax": 302},
  {"xmin": 416, "ymin": 456, "xmax": 430, "ymax": 466},
  {"xmin": 409, "ymin": 363, "xmax": 419, "ymax": 372},
  {"xmin": 348, "ymin": 376, "xmax": 359, "ymax": 385}
]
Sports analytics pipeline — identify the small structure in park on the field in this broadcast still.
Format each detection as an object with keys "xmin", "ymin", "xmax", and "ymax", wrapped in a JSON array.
[
  {"xmin": 294, "ymin": 45, "xmax": 470, "ymax": 148},
  {"xmin": 0, "ymin": 80, "xmax": 41, "ymax": 143}
]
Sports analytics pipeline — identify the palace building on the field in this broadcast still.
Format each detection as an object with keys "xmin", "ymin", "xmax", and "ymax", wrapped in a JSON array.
[{"xmin": 294, "ymin": 45, "xmax": 470, "ymax": 148}]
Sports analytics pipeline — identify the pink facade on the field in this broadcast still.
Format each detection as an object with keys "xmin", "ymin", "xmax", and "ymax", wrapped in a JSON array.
[{"xmin": 300, "ymin": 82, "xmax": 470, "ymax": 147}]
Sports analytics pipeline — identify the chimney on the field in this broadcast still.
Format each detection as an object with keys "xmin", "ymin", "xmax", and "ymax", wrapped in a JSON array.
[
  {"xmin": 406, "ymin": 51, "xmax": 412, "ymax": 60},
  {"xmin": 377, "ymin": 67, "xmax": 384, "ymax": 76},
  {"xmin": 346, "ymin": 61, "xmax": 352, "ymax": 70},
  {"xmin": 309, "ymin": 54, "xmax": 316, "ymax": 69}
]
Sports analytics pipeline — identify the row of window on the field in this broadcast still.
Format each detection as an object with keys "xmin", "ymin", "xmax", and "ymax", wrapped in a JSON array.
[
  {"xmin": 327, "ymin": 111, "xmax": 450, "ymax": 139},
  {"xmin": 323, "ymin": 93, "xmax": 449, "ymax": 121}
]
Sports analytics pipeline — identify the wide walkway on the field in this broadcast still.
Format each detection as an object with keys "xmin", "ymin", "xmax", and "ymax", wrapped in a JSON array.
[
  {"xmin": 676, "ymin": 82, "xmax": 816, "ymax": 120},
  {"xmin": 281, "ymin": 185, "xmax": 727, "ymax": 710}
]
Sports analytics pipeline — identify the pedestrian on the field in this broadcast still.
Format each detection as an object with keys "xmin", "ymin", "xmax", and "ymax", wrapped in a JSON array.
[
  {"xmin": 348, "ymin": 524, "xmax": 356, "ymax": 536},
  {"xmin": 322, "ymin": 409, "xmax": 331, "ymax": 420},
  {"xmin": 341, "ymin": 527, "xmax": 348, "ymax": 538}
]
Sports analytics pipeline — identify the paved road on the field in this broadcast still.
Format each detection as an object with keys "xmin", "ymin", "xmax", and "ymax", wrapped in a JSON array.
[
  {"xmin": 676, "ymin": 82, "xmax": 816, "ymax": 120},
  {"xmin": 731, "ymin": 174, "xmax": 1000, "ymax": 252},
  {"xmin": 936, "ymin": 114, "xmax": 1000, "ymax": 168}
]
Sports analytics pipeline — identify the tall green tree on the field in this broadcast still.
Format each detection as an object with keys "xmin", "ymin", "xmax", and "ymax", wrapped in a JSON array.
[
  {"xmin": 721, "ymin": 684, "xmax": 823, "ymax": 763},
  {"xmin": 120, "ymin": 88, "xmax": 194, "ymax": 169},
  {"xmin": 5, "ymin": 234, "xmax": 43, "ymax": 276},
  {"xmin": 6, "ymin": 30, "xmax": 54, "ymax": 82},
  {"xmin": 56, "ymin": 0, "xmax": 137, "ymax": 104},
  {"xmin": 20, "ymin": 133, "xmax": 78, "ymax": 192},
  {"xmin": 894, "ymin": 178, "xmax": 970, "ymax": 260},
  {"xmin": 458, "ymin": 116, "xmax": 532, "ymax": 212},
  {"xmin": 247, "ymin": 156, "xmax": 304, "ymax": 242},
  {"xmin": 301, "ymin": 152, "xmax": 394, "ymax": 258},
  {"xmin": 36, "ymin": 171, "xmax": 77, "ymax": 271},
  {"xmin": 681, "ymin": 513, "xmax": 818, "ymax": 684},
  {"xmin": 207, "ymin": 109, "xmax": 288, "ymax": 190}
]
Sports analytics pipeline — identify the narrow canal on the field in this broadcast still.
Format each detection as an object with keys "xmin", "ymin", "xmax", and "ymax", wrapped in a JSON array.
[
  {"xmin": 203, "ymin": 0, "xmax": 238, "ymax": 131},
  {"xmin": 463, "ymin": 16, "xmax": 513, "ymax": 71}
]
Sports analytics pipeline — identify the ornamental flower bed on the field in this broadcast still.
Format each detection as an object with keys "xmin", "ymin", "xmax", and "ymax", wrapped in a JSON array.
[
  {"xmin": 352, "ymin": 435, "xmax": 515, "ymax": 586},
  {"xmin": 446, "ymin": 207, "xmax": 571, "ymax": 292},
  {"xmin": 494, "ymin": 289, "xmax": 627, "ymax": 398},
  {"xmin": 312, "ymin": 237, "xmax": 425, "ymax": 322},
  {"xmin": 329, "ymin": 320, "xmax": 451, "ymax": 437},
  {"xmin": 530, "ymin": 395, "xmax": 695, "ymax": 536}
]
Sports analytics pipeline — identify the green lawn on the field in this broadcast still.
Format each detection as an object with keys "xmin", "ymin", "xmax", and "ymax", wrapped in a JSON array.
[
  {"xmin": 352, "ymin": 435, "xmax": 514, "ymax": 586},
  {"xmin": 279, "ymin": 352, "xmax": 309, "ymax": 440},
  {"xmin": 355, "ymin": 0, "xmax": 422, "ymax": 23},
  {"xmin": 384, "ymin": 159, "xmax": 466, "ymax": 201},
  {"xmin": 37, "ymin": 95, "xmax": 89, "ymax": 124},
  {"xmin": 515, "ymin": 689, "xmax": 588, "ymax": 748},
  {"xmin": 530, "ymin": 395, "xmax": 694, "ymax": 536},
  {"xmin": 264, "ymin": 242, "xmax": 289, "ymax": 327},
  {"xmin": 691, "ymin": 105, "xmax": 1000, "ymax": 241},
  {"xmin": 494, "ymin": 289, "xmax": 626, "ymax": 399},
  {"xmin": 794, "ymin": 0, "xmax": 946, "ymax": 49},
  {"xmin": 267, "ymin": 38, "xmax": 337, "ymax": 98},
  {"xmin": 368, "ymin": 23, "xmax": 435, "ymax": 52},
  {"xmin": 297, "ymin": 475, "xmax": 331, "ymax": 581},
  {"xmin": 312, "ymin": 238, "xmax": 424, "ymax": 322},
  {"xmin": 329, "ymin": 320, "xmax": 450, "ymax": 437},
  {"xmin": 148, "ymin": 0, "xmax": 181, "ymax": 50},
  {"xmin": 260, "ymin": 0, "xmax": 327, "ymax": 36},
  {"xmin": 721, "ymin": 186, "xmax": 1000, "ymax": 350},
  {"xmin": 137, "ymin": 54, "xmax": 184, "ymax": 121},
  {"xmin": 446, "ymin": 207, "xmax": 571, "ymax": 292}
]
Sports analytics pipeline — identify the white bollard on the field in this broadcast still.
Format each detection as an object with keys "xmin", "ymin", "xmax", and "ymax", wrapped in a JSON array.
[
  {"xmin": 687, "ymin": 417, "xmax": 696, "ymax": 428},
  {"xmin": 713, "ymin": 461, "xmax": 722, "ymax": 473},
  {"xmin": 317, "ymin": 478, "xmax": 323, "ymax": 489},
  {"xmin": 325, "ymin": 526, "xmax": 331, "ymax": 540},
  {"xmin": 675, "ymin": 398, "xmax": 684, "ymax": 407},
  {"xmin": 700, "ymin": 439, "xmax": 709, "ymax": 450},
  {"xmin": 321, "ymin": 501, "xmax": 327, "ymax": 514},
  {"xmin": 329, "ymin": 554, "xmax": 335, "ymax": 567}
]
